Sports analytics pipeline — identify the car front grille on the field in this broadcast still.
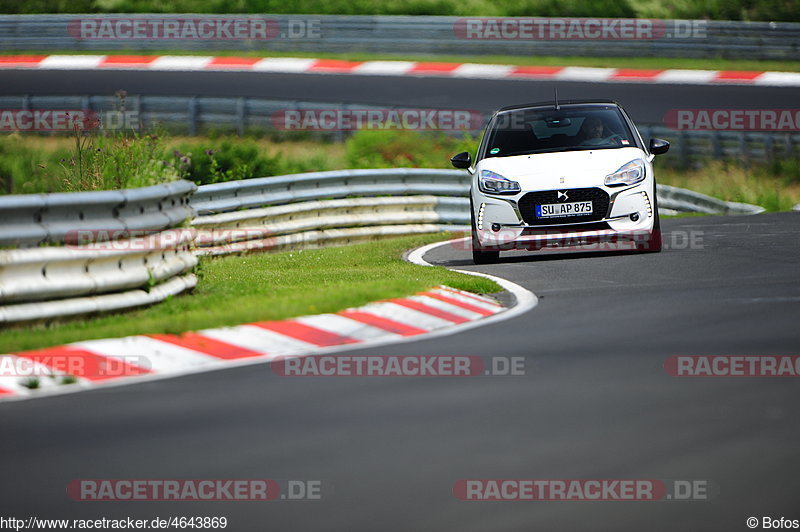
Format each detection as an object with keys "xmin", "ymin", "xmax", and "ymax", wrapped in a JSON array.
[{"xmin": 518, "ymin": 187, "xmax": 610, "ymax": 225}]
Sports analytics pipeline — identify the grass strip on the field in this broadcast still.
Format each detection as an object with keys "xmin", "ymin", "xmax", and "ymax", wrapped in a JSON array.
[{"xmin": 0, "ymin": 233, "xmax": 498, "ymax": 353}]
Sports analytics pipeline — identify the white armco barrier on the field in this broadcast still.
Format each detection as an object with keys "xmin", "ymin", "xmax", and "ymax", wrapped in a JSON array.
[
  {"xmin": 0, "ymin": 230, "xmax": 197, "ymax": 323},
  {"xmin": 191, "ymin": 195, "xmax": 468, "ymax": 255},
  {"xmin": 0, "ymin": 274, "xmax": 197, "ymax": 323}
]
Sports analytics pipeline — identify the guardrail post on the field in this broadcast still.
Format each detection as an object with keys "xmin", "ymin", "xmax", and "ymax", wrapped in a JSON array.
[
  {"xmin": 236, "ymin": 97, "xmax": 246, "ymax": 137},
  {"xmin": 739, "ymin": 133, "xmax": 750, "ymax": 166},
  {"xmin": 678, "ymin": 131, "xmax": 689, "ymax": 167},
  {"xmin": 134, "ymin": 94, "xmax": 143, "ymax": 132},
  {"xmin": 188, "ymin": 97, "xmax": 198, "ymax": 136},
  {"xmin": 710, "ymin": 131, "xmax": 722, "ymax": 159},
  {"xmin": 764, "ymin": 134, "xmax": 774, "ymax": 162},
  {"xmin": 335, "ymin": 103, "xmax": 346, "ymax": 143}
]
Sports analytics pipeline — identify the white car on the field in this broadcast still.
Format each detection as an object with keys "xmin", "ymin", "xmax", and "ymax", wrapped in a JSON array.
[{"xmin": 451, "ymin": 100, "xmax": 670, "ymax": 264}]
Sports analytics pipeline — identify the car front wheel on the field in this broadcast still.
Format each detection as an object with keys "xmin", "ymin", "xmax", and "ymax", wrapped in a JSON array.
[
  {"xmin": 635, "ymin": 194, "xmax": 662, "ymax": 253},
  {"xmin": 470, "ymin": 203, "xmax": 500, "ymax": 264}
]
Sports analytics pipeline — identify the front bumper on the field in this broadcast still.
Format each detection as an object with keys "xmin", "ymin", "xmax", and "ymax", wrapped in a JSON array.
[{"xmin": 473, "ymin": 184, "xmax": 656, "ymax": 251}]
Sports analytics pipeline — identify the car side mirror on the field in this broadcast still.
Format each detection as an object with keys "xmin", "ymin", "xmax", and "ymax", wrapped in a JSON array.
[
  {"xmin": 450, "ymin": 151, "xmax": 472, "ymax": 169},
  {"xmin": 649, "ymin": 138, "xmax": 670, "ymax": 155}
]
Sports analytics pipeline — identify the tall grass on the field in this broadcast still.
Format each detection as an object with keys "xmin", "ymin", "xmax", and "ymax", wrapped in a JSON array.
[
  {"xmin": 0, "ymin": 132, "xmax": 343, "ymax": 194},
  {"xmin": 0, "ymin": 129, "xmax": 182, "ymax": 194}
]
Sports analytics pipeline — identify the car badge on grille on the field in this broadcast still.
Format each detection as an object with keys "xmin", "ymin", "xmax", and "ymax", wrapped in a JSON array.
[{"xmin": 557, "ymin": 190, "xmax": 569, "ymax": 201}]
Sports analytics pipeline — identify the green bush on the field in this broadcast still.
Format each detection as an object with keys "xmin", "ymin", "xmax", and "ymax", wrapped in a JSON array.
[
  {"xmin": 0, "ymin": 0, "xmax": 93, "ymax": 14},
  {"xmin": 663, "ymin": 0, "xmax": 800, "ymax": 22},
  {"xmin": 172, "ymin": 137, "xmax": 336, "ymax": 185},
  {"xmin": 504, "ymin": 0, "xmax": 636, "ymax": 17},
  {"xmin": 766, "ymin": 156, "xmax": 800, "ymax": 184},
  {"xmin": 344, "ymin": 129, "xmax": 479, "ymax": 169},
  {"xmin": 173, "ymin": 138, "xmax": 282, "ymax": 185}
]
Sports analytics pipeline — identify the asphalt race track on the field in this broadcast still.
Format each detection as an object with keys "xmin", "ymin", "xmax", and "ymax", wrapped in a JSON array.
[
  {"xmin": 3, "ymin": 69, "xmax": 800, "ymax": 123},
  {"xmin": 1, "ymin": 212, "xmax": 798, "ymax": 531}
]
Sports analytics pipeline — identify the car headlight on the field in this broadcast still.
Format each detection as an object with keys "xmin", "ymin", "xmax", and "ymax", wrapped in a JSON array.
[
  {"xmin": 479, "ymin": 170, "xmax": 520, "ymax": 195},
  {"xmin": 605, "ymin": 159, "xmax": 646, "ymax": 187}
]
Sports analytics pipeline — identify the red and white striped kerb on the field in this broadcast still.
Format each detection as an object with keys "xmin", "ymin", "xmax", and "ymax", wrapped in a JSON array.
[{"xmin": 1, "ymin": 55, "xmax": 798, "ymax": 86}]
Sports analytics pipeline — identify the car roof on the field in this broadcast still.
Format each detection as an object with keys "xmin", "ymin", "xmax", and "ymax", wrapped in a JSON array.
[{"xmin": 496, "ymin": 100, "xmax": 620, "ymax": 113}]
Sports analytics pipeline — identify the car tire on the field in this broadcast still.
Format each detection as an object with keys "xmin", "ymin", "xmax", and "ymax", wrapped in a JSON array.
[
  {"xmin": 470, "ymin": 201, "xmax": 500, "ymax": 265},
  {"xmin": 636, "ymin": 190, "xmax": 662, "ymax": 253}
]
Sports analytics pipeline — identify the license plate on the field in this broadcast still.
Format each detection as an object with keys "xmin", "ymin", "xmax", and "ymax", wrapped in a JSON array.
[{"xmin": 535, "ymin": 201, "xmax": 593, "ymax": 218}]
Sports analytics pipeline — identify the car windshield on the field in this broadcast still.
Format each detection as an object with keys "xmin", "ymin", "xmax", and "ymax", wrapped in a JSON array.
[{"xmin": 484, "ymin": 105, "xmax": 636, "ymax": 158}]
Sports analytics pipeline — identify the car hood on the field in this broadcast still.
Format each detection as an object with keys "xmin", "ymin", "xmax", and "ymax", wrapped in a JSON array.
[{"xmin": 479, "ymin": 147, "xmax": 646, "ymax": 190}]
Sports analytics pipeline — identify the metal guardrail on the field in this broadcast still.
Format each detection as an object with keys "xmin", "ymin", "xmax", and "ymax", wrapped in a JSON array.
[
  {"xmin": 0, "ymin": 273, "xmax": 196, "ymax": 323},
  {"xmin": 0, "ymin": 15, "xmax": 798, "ymax": 60},
  {"xmin": 191, "ymin": 168, "xmax": 468, "ymax": 214},
  {"xmin": 0, "ymin": 181, "xmax": 198, "ymax": 323},
  {"xmin": 0, "ymin": 229, "xmax": 198, "ymax": 323},
  {"xmin": 0, "ymin": 180, "xmax": 196, "ymax": 247},
  {"xmin": 2, "ymin": 95, "xmax": 797, "ymax": 166},
  {"xmin": 638, "ymin": 125, "xmax": 800, "ymax": 167},
  {"xmin": 0, "ymin": 230, "xmax": 196, "ymax": 303},
  {"xmin": 191, "ymin": 170, "xmax": 472, "ymax": 255},
  {"xmin": 192, "ymin": 196, "xmax": 468, "ymax": 255}
]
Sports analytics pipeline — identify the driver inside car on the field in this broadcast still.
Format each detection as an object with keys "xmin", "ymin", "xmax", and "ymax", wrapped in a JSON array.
[{"xmin": 577, "ymin": 116, "xmax": 621, "ymax": 146}]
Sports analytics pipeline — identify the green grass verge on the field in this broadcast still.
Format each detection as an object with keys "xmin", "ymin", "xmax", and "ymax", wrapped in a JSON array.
[
  {"xmin": 7, "ymin": 49, "xmax": 800, "ymax": 73},
  {"xmin": 0, "ymin": 233, "xmax": 498, "ymax": 354}
]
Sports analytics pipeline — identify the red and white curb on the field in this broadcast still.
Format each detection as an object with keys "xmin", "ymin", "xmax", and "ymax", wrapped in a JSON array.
[
  {"xmin": 1, "ymin": 54, "xmax": 798, "ymax": 86},
  {"xmin": 0, "ymin": 278, "xmax": 533, "ymax": 402}
]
